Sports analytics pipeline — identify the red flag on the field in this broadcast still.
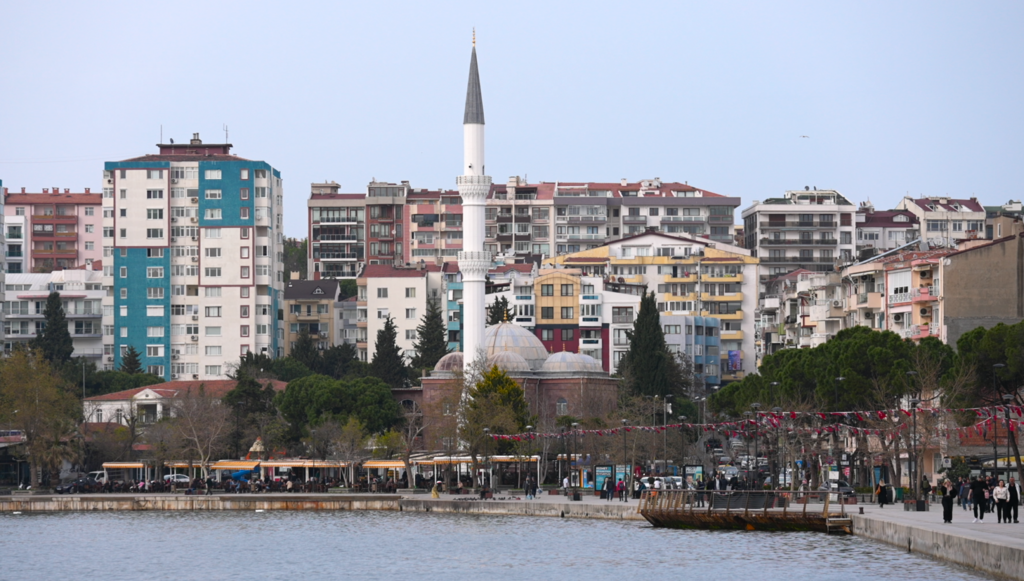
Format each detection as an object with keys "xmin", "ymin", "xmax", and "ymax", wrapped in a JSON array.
[{"xmin": 877, "ymin": 411, "xmax": 887, "ymax": 420}]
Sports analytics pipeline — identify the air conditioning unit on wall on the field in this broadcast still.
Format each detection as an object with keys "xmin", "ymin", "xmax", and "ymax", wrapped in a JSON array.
[{"xmin": 893, "ymin": 313, "xmax": 903, "ymax": 323}]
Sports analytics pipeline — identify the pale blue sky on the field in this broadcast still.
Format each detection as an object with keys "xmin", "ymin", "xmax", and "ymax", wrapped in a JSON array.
[{"xmin": 1, "ymin": 1, "xmax": 1021, "ymax": 237}]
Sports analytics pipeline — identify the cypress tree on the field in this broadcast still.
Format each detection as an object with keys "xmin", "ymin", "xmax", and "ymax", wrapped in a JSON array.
[
  {"xmin": 290, "ymin": 331, "xmax": 322, "ymax": 374},
  {"xmin": 411, "ymin": 297, "xmax": 450, "ymax": 371},
  {"xmin": 618, "ymin": 291, "xmax": 683, "ymax": 397},
  {"xmin": 30, "ymin": 291, "xmax": 73, "ymax": 365},
  {"xmin": 487, "ymin": 296, "xmax": 514, "ymax": 325},
  {"xmin": 120, "ymin": 345, "xmax": 143, "ymax": 375},
  {"xmin": 370, "ymin": 315, "xmax": 408, "ymax": 389}
]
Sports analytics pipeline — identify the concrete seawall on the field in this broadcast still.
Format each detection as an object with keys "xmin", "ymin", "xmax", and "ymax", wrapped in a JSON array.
[
  {"xmin": 852, "ymin": 511, "xmax": 1024, "ymax": 581},
  {"xmin": 0, "ymin": 494, "xmax": 401, "ymax": 512},
  {"xmin": 399, "ymin": 498, "xmax": 645, "ymax": 521}
]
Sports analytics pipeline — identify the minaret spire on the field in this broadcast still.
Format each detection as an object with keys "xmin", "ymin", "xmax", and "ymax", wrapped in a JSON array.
[{"xmin": 464, "ymin": 40, "xmax": 485, "ymax": 125}]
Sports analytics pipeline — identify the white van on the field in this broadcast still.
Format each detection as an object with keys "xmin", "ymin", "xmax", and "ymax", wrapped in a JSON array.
[{"xmin": 87, "ymin": 471, "xmax": 107, "ymax": 484}]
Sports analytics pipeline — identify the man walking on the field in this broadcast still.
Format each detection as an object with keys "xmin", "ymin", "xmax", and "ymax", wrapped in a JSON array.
[
  {"xmin": 970, "ymin": 476, "xmax": 989, "ymax": 523},
  {"xmin": 1009, "ymin": 477, "xmax": 1020, "ymax": 524}
]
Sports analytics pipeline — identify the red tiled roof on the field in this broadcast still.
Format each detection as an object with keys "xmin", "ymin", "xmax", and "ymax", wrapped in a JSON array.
[
  {"xmin": 911, "ymin": 198, "xmax": 985, "ymax": 212},
  {"xmin": 309, "ymin": 193, "xmax": 366, "ymax": 200},
  {"xmin": 859, "ymin": 210, "xmax": 919, "ymax": 228},
  {"xmin": 85, "ymin": 380, "xmax": 287, "ymax": 402},
  {"xmin": 5, "ymin": 193, "xmax": 102, "ymax": 204},
  {"xmin": 490, "ymin": 264, "xmax": 533, "ymax": 274},
  {"xmin": 119, "ymin": 154, "xmax": 251, "ymax": 163},
  {"xmin": 608, "ymin": 230, "xmax": 713, "ymax": 247},
  {"xmin": 360, "ymin": 264, "xmax": 440, "ymax": 278}
]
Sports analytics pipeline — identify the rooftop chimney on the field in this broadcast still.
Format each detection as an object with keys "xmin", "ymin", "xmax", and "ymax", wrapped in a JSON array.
[
  {"xmin": 84, "ymin": 188, "xmax": 90, "ymax": 193},
  {"xmin": 620, "ymin": 178, "xmax": 628, "ymax": 186},
  {"xmin": 64, "ymin": 188, "xmax": 70, "ymax": 193},
  {"xmin": 190, "ymin": 133, "xmax": 202, "ymax": 145}
]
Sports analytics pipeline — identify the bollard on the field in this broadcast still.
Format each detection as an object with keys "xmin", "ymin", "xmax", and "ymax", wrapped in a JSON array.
[{"xmin": 859, "ymin": 506, "xmax": 864, "ymax": 514}]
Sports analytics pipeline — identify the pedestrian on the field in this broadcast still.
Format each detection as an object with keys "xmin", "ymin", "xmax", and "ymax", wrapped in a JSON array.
[
  {"xmin": 959, "ymin": 478, "xmax": 970, "ymax": 511},
  {"xmin": 940, "ymin": 479, "xmax": 955, "ymax": 524},
  {"xmin": 969, "ymin": 476, "xmax": 988, "ymax": 523},
  {"xmin": 616, "ymin": 478, "xmax": 626, "ymax": 502},
  {"xmin": 876, "ymin": 480, "xmax": 887, "ymax": 508},
  {"xmin": 994, "ymin": 480, "xmax": 1010, "ymax": 523},
  {"xmin": 563, "ymin": 475, "xmax": 570, "ymax": 497},
  {"xmin": 1008, "ymin": 477, "xmax": 1020, "ymax": 524},
  {"xmin": 604, "ymin": 477, "xmax": 614, "ymax": 501},
  {"xmin": 652, "ymin": 476, "xmax": 663, "ymax": 497}
]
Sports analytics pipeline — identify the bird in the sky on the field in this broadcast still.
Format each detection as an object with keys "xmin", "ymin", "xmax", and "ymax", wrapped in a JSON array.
[{"xmin": 800, "ymin": 135, "xmax": 810, "ymax": 138}]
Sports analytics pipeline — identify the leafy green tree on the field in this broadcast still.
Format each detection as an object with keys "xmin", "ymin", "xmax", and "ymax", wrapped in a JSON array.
[
  {"xmin": 471, "ymin": 365, "xmax": 532, "ymax": 430},
  {"xmin": 411, "ymin": 297, "xmax": 450, "ymax": 374},
  {"xmin": 487, "ymin": 296, "xmax": 514, "ymax": 325},
  {"xmin": 617, "ymin": 291, "xmax": 687, "ymax": 397},
  {"xmin": 274, "ymin": 374, "xmax": 399, "ymax": 440},
  {"xmin": 119, "ymin": 346, "xmax": 143, "ymax": 375},
  {"xmin": 30, "ymin": 291, "xmax": 73, "ymax": 365},
  {"xmin": 338, "ymin": 280, "xmax": 358, "ymax": 300},
  {"xmin": 322, "ymin": 343, "xmax": 360, "ymax": 379},
  {"xmin": 348, "ymin": 377, "xmax": 401, "ymax": 434},
  {"xmin": 370, "ymin": 315, "xmax": 407, "ymax": 389},
  {"xmin": 282, "ymin": 237, "xmax": 308, "ymax": 281},
  {"xmin": 290, "ymin": 331, "xmax": 322, "ymax": 374},
  {"xmin": 223, "ymin": 374, "xmax": 278, "ymax": 457}
]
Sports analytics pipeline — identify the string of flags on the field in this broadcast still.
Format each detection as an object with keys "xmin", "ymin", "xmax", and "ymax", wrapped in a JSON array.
[{"xmin": 487, "ymin": 403, "xmax": 1024, "ymax": 443}]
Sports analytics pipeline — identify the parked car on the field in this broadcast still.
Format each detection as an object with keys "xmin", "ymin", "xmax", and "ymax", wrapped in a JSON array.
[
  {"xmin": 55, "ymin": 477, "xmax": 100, "ymax": 494},
  {"xmin": 819, "ymin": 480, "xmax": 855, "ymax": 498},
  {"xmin": 87, "ymin": 471, "xmax": 107, "ymax": 484},
  {"xmin": 164, "ymin": 474, "xmax": 191, "ymax": 484}
]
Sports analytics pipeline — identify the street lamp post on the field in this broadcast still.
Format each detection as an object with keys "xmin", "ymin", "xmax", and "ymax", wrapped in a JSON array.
[
  {"xmin": 833, "ymin": 377, "xmax": 846, "ymax": 485},
  {"xmin": 621, "ymin": 418, "xmax": 629, "ymax": 502},
  {"xmin": 664, "ymin": 394, "xmax": 674, "ymax": 475},
  {"xmin": 994, "ymin": 364, "xmax": 1007, "ymax": 476},
  {"xmin": 482, "ymin": 427, "xmax": 490, "ymax": 492},
  {"xmin": 909, "ymin": 399, "xmax": 922, "ymax": 503},
  {"xmin": 751, "ymin": 403, "xmax": 761, "ymax": 485},
  {"xmin": 1004, "ymin": 394, "xmax": 1014, "ymax": 473},
  {"xmin": 571, "ymin": 421, "xmax": 579, "ymax": 496},
  {"xmin": 772, "ymin": 406, "xmax": 783, "ymax": 489},
  {"xmin": 522, "ymin": 424, "xmax": 533, "ymax": 489}
]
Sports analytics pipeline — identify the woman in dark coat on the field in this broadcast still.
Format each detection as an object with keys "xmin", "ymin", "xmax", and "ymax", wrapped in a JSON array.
[{"xmin": 940, "ymin": 479, "xmax": 955, "ymax": 523}]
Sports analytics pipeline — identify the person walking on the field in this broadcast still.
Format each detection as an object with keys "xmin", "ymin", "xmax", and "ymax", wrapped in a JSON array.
[
  {"xmin": 940, "ymin": 479, "xmax": 955, "ymax": 524},
  {"xmin": 1008, "ymin": 477, "xmax": 1020, "ymax": 523},
  {"xmin": 994, "ymin": 480, "xmax": 1010, "ymax": 523},
  {"xmin": 563, "ymin": 475, "xmax": 570, "ymax": 497},
  {"xmin": 604, "ymin": 477, "xmax": 615, "ymax": 502},
  {"xmin": 959, "ymin": 478, "xmax": 970, "ymax": 511},
  {"xmin": 876, "ymin": 480, "xmax": 887, "ymax": 508},
  {"xmin": 616, "ymin": 478, "xmax": 626, "ymax": 502},
  {"xmin": 970, "ymin": 476, "xmax": 989, "ymax": 523}
]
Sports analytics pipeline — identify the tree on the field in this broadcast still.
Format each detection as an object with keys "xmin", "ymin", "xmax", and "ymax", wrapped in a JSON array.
[
  {"xmin": 282, "ymin": 237, "xmax": 308, "ymax": 281},
  {"xmin": 290, "ymin": 331, "xmax": 322, "ymax": 374},
  {"xmin": 411, "ymin": 297, "xmax": 450, "ymax": 374},
  {"xmin": 223, "ymin": 375, "xmax": 277, "ymax": 457},
  {"xmin": 321, "ymin": 343, "xmax": 360, "ymax": 380},
  {"xmin": 487, "ymin": 295, "xmax": 514, "ymax": 325},
  {"xmin": 370, "ymin": 315, "xmax": 408, "ymax": 389},
  {"xmin": 617, "ymin": 291, "xmax": 686, "ymax": 397},
  {"xmin": 471, "ymin": 365, "xmax": 532, "ymax": 431},
  {"xmin": 170, "ymin": 386, "xmax": 230, "ymax": 477},
  {"xmin": 304, "ymin": 417, "xmax": 343, "ymax": 461},
  {"xmin": 119, "ymin": 346, "xmax": 143, "ymax": 375},
  {"xmin": 334, "ymin": 416, "xmax": 368, "ymax": 486},
  {"xmin": 338, "ymin": 279, "xmax": 357, "ymax": 300},
  {"xmin": 0, "ymin": 349, "xmax": 81, "ymax": 487},
  {"xmin": 30, "ymin": 291, "xmax": 73, "ymax": 365}
]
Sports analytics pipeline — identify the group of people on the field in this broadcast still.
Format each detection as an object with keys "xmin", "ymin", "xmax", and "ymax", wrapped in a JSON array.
[{"xmin": 943, "ymin": 476, "xmax": 1021, "ymax": 524}]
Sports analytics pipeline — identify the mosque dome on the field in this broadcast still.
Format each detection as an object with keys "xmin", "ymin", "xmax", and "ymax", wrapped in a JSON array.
[
  {"xmin": 483, "ymin": 322, "xmax": 549, "ymax": 370},
  {"xmin": 485, "ymin": 351, "xmax": 531, "ymax": 373},
  {"xmin": 577, "ymin": 353, "xmax": 605, "ymax": 372},
  {"xmin": 541, "ymin": 351, "xmax": 603, "ymax": 373},
  {"xmin": 433, "ymin": 351, "xmax": 464, "ymax": 372}
]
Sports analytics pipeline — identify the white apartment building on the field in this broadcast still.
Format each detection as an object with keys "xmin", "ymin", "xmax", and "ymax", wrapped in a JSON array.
[
  {"xmin": 357, "ymin": 263, "xmax": 446, "ymax": 362},
  {"xmin": 895, "ymin": 196, "xmax": 986, "ymax": 246},
  {"xmin": 102, "ymin": 135, "xmax": 285, "ymax": 380},
  {"xmin": 3, "ymin": 270, "xmax": 104, "ymax": 358}
]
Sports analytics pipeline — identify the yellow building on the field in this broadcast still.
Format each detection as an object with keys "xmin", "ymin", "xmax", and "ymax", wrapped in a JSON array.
[{"xmin": 283, "ymin": 280, "xmax": 342, "ymax": 356}]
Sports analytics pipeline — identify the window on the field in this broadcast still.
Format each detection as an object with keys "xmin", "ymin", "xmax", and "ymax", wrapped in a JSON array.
[
  {"xmin": 663, "ymin": 325, "xmax": 681, "ymax": 335},
  {"xmin": 120, "ymin": 327, "xmax": 128, "ymax": 337},
  {"xmin": 85, "ymin": 224, "xmax": 94, "ymax": 234},
  {"xmin": 541, "ymin": 284, "xmax": 553, "ymax": 296},
  {"xmin": 205, "ymin": 209, "xmax": 222, "ymax": 220},
  {"xmin": 119, "ymin": 228, "xmax": 127, "ymax": 238},
  {"xmin": 120, "ymin": 288, "xmax": 128, "ymax": 299},
  {"xmin": 405, "ymin": 329, "xmax": 417, "ymax": 340},
  {"xmin": 146, "ymin": 346, "xmax": 163, "ymax": 357},
  {"xmin": 256, "ymin": 324, "xmax": 269, "ymax": 335},
  {"xmin": 377, "ymin": 309, "xmax": 389, "ymax": 319},
  {"xmin": 147, "ymin": 326, "xmax": 164, "ymax": 337},
  {"xmin": 103, "ymin": 227, "xmax": 113, "ymax": 238},
  {"xmin": 120, "ymin": 208, "xmax": 128, "ymax": 218},
  {"xmin": 205, "ymin": 170, "xmax": 222, "ymax": 180},
  {"xmin": 205, "ymin": 346, "xmax": 222, "ymax": 356},
  {"xmin": 146, "ymin": 189, "xmax": 164, "ymax": 199},
  {"xmin": 85, "ymin": 241, "xmax": 94, "ymax": 250},
  {"xmin": 927, "ymin": 220, "xmax": 945, "ymax": 232},
  {"xmin": 146, "ymin": 229, "xmax": 164, "ymax": 239},
  {"xmin": 377, "ymin": 288, "xmax": 388, "ymax": 298},
  {"xmin": 541, "ymin": 307, "xmax": 554, "ymax": 319},
  {"xmin": 206, "ymin": 228, "xmax": 221, "ymax": 239},
  {"xmin": 240, "ymin": 287, "xmax": 249, "ymax": 298},
  {"xmin": 240, "ymin": 228, "xmax": 250, "ymax": 239},
  {"xmin": 120, "ymin": 266, "xmax": 128, "ymax": 278},
  {"xmin": 205, "ymin": 287, "xmax": 222, "ymax": 298},
  {"xmin": 561, "ymin": 284, "xmax": 573, "ymax": 296},
  {"xmin": 240, "ymin": 207, "xmax": 250, "ymax": 219},
  {"xmin": 205, "ymin": 306, "xmax": 221, "ymax": 317},
  {"xmin": 147, "ymin": 170, "xmax": 164, "ymax": 180},
  {"xmin": 146, "ymin": 306, "xmax": 164, "ymax": 317},
  {"xmin": 120, "ymin": 189, "xmax": 127, "ymax": 199},
  {"xmin": 561, "ymin": 307, "xmax": 574, "ymax": 319},
  {"xmin": 240, "ymin": 188, "xmax": 250, "ymax": 200},
  {"xmin": 240, "ymin": 325, "xmax": 250, "ymax": 337},
  {"xmin": 147, "ymin": 248, "xmax": 164, "ymax": 258},
  {"xmin": 205, "ymin": 365, "xmax": 222, "ymax": 376},
  {"xmin": 15, "ymin": 207, "xmax": 25, "ymax": 216},
  {"xmin": 205, "ymin": 268, "xmax": 222, "ymax": 277},
  {"xmin": 205, "ymin": 248, "xmax": 221, "ymax": 258},
  {"xmin": 240, "ymin": 169, "xmax": 249, "ymax": 180},
  {"xmin": 405, "ymin": 287, "xmax": 416, "ymax": 298},
  {"xmin": 240, "ymin": 247, "xmax": 249, "ymax": 259},
  {"xmin": 205, "ymin": 326, "xmax": 222, "ymax": 336},
  {"xmin": 405, "ymin": 308, "xmax": 416, "ymax": 319},
  {"xmin": 147, "ymin": 208, "xmax": 163, "ymax": 220},
  {"xmin": 147, "ymin": 365, "xmax": 165, "ymax": 377},
  {"xmin": 561, "ymin": 328, "xmax": 574, "ymax": 341},
  {"xmin": 840, "ymin": 231, "xmax": 852, "ymax": 244},
  {"xmin": 240, "ymin": 266, "xmax": 250, "ymax": 278},
  {"xmin": 240, "ymin": 305, "xmax": 249, "ymax": 317},
  {"xmin": 147, "ymin": 267, "xmax": 164, "ymax": 278},
  {"xmin": 120, "ymin": 306, "xmax": 128, "ymax": 317}
]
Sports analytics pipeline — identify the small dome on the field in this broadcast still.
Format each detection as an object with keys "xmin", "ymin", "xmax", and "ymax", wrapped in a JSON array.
[
  {"xmin": 486, "ymin": 351, "xmax": 531, "ymax": 372},
  {"xmin": 483, "ymin": 322, "xmax": 549, "ymax": 370},
  {"xmin": 433, "ymin": 352, "xmax": 464, "ymax": 371},
  {"xmin": 541, "ymin": 351, "xmax": 602, "ymax": 373},
  {"xmin": 577, "ymin": 353, "xmax": 604, "ymax": 372}
]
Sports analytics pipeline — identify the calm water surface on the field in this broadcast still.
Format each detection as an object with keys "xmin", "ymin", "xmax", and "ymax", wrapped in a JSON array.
[{"xmin": 1, "ymin": 511, "xmax": 994, "ymax": 581}]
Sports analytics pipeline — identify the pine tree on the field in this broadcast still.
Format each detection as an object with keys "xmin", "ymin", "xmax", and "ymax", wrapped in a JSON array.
[
  {"xmin": 411, "ymin": 297, "xmax": 450, "ymax": 371},
  {"xmin": 120, "ymin": 345, "xmax": 143, "ymax": 375},
  {"xmin": 30, "ymin": 291, "xmax": 73, "ymax": 365},
  {"xmin": 370, "ymin": 315, "xmax": 408, "ymax": 390},
  {"xmin": 618, "ymin": 291, "xmax": 684, "ymax": 397},
  {"xmin": 470, "ymin": 365, "xmax": 532, "ymax": 430},
  {"xmin": 290, "ymin": 331, "xmax": 322, "ymax": 374},
  {"xmin": 487, "ymin": 296, "xmax": 514, "ymax": 325}
]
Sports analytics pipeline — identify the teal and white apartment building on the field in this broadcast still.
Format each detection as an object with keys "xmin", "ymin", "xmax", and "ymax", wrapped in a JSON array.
[{"xmin": 101, "ymin": 135, "xmax": 285, "ymax": 379}]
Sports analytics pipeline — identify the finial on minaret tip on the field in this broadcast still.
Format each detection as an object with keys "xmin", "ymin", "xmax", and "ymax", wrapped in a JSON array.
[{"xmin": 472, "ymin": 28, "xmax": 476, "ymax": 47}]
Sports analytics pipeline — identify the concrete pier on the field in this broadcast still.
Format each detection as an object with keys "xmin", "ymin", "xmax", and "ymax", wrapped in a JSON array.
[
  {"xmin": 0, "ymin": 493, "xmax": 401, "ymax": 512},
  {"xmin": 852, "ymin": 505, "xmax": 1024, "ymax": 580}
]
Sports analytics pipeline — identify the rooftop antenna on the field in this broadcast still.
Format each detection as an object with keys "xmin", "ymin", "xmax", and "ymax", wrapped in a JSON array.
[
  {"xmin": 473, "ymin": 28, "xmax": 476, "ymax": 47},
  {"xmin": 223, "ymin": 124, "xmax": 229, "ymax": 143},
  {"xmin": 160, "ymin": 124, "xmax": 163, "ymax": 144}
]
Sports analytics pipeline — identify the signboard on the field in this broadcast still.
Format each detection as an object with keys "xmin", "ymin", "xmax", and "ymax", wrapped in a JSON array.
[
  {"xmin": 595, "ymin": 465, "xmax": 613, "ymax": 494},
  {"xmin": 614, "ymin": 464, "xmax": 629, "ymax": 487},
  {"xmin": 684, "ymin": 465, "xmax": 704, "ymax": 487},
  {"xmin": 942, "ymin": 458, "xmax": 952, "ymax": 468},
  {"xmin": 728, "ymin": 350, "xmax": 742, "ymax": 371}
]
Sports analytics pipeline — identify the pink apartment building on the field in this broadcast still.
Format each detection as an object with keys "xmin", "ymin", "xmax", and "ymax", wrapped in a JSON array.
[{"xmin": 3, "ymin": 188, "xmax": 103, "ymax": 273}]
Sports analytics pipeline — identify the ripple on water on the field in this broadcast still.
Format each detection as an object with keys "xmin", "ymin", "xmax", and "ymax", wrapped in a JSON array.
[{"xmin": 0, "ymin": 511, "xmax": 996, "ymax": 581}]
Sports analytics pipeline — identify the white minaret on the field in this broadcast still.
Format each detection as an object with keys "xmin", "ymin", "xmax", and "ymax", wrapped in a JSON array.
[{"xmin": 458, "ymin": 33, "xmax": 491, "ymax": 373}]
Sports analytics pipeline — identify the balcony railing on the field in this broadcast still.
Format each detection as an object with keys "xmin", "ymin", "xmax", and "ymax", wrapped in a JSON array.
[
  {"xmin": 612, "ymin": 314, "xmax": 634, "ymax": 324},
  {"xmin": 567, "ymin": 216, "xmax": 607, "ymax": 223},
  {"xmin": 661, "ymin": 216, "xmax": 705, "ymax": 222},
  {"xmin": 760, "ymin": 221, "xmax": 833, "ymax": 229},
  {"xmin": 888, "ymin": 292, "xmax": 911, "ymax": 304},
  {"xmin": 759, "ymin": 238, "xmax": 837, "ymax": 246},
  {"xmin": 622, "ymin": 216, "xmax": 647, "ymax": 224}
]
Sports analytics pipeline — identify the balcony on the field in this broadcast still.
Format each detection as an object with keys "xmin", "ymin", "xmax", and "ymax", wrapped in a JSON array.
[
  {"xmin": 721, "ymin": 330, "xmax": 744, "ymax": 341},
  {"xmin": 581, "ymin": 295, "xmax": 600, "ymax": 301},
  {"xmin": 612, "ymin": 314, "xmax": 634, "ymax": 324},
  {"xmin": 566, "ymin": 234, "xmax": 604, "ymax": 241},
  {"xmin": 567, "ymin": 216, "xmax": 606, "ymax": 224},
  {"xmin": 622, "ymin": 216, "xmax": 647, "ymax": 225},
  {"xmin": 759, "ymin": 257, "xmax": 835, "ymax": 265},
  {"xmin": 315, "ymin": 234, "xmax": 360, "ymax": 242},
  {"xmin": 5, "ymin": 251, "xmax": 23, "ymax": 258},
  {"xmin": 759, "ymin": 238, "xmax": 837, "ymax": 246},
  {"xmin": 318, "ymin": 252, "xmax": 360, "ymax": 260},
  {"xmin": 911, "ymin": 286, "xmax": 937, "ymax": 302},
  {"xmin": 32, "ymin": 214, "xmax": 77, "ymax": 223},
  {"xmin": 857, "ymin": 292, "xmax": 883, "ymax": 310},
  {"xmin": 33, "ymin": 248, "xmax": 78, "ymax": 258},
  {"xmin": 664, "ymin": 274, "xmax": 697, "ymax": 283},
  {"xmin": 580, "ymin": 338, "xmax": 601, "ymax": 345},
  {"xmin": 888, "ymin": 292, "xmax": 911, "ymax": 305},
  {"xmin": 702, "ymin": 292, "xmax": 742, "ymax": 302},
  {"xmin": 32, "ymin": 231, "xmax": 77, "ymax": 241},
  {"xmin": 762, "ymin": 296, "xmax": 780, "ymax": 310},
  {"xmin": 703, "ymin": 273, "xmax": 743, "ymax": 283},
  {"xmin": 660, "ymin": 216, "xmax": 705, "ymax": 223},
  {"xmin": 759, "ymin": 221, "xmax": 832, "ymax": 229},
  {"xmin": 580, "ymin": 316, "xmax": 601, "ymax": 326},
  {"xmin": 711, "ymin": 310, "xmax": 744, "ymax": 320}
]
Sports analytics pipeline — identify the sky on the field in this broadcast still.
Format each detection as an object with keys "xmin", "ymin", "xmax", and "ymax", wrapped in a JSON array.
[{"xmin": 1, "ymin": 1, "xmax": 1022, "ymax": 238}]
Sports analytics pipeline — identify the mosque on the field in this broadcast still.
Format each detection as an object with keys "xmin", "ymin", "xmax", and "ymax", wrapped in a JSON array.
[{"xmin": 412, "ymin": 38, "xmax": 619, "ymax": 428}]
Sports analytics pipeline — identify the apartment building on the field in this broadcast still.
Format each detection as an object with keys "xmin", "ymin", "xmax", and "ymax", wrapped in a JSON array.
[
  {"xmin": 742, "ymin": 189, "xmax": 857, "ymax": 287},
  {"xmin": 3, "ymin": 269, "xmax": 104, "ymax": 359},
  {"xmin": 408, "ymin": 188, "xmax": 463, "ymax": 263},
  {"xmin": 283, "ymin": 279, "xmax": 341, "ymax": 356},
  {"xmin": 758, "ymin": 270, "xmax": 845, "ymax": 359},
  {"xmin": 854, "ymin": 202, "xmax": 920, "ymax": 255},
  {"xmin": 365, "ymin": 181, "xmax": 409, "ymax": 267},
  {"xmin": 894, "ymin": 196, "xmax": 986, "ymax": 246},
  {"xmin": 545, "ymin": 231, "xmax": 758, "ymax": 385},
  {"xmin": 984, "ymin": 200, "xmax": 1023, "ymax": 240},
  {"xmin": 486, "ymin": 267, "xmax": 640, "ymax": 372},
  {"xmin": 356, "ymin": 263, "xmax": 446, "ymax": 363},
  {"xmin": 101, "ymin": 134, "xmax": 285, "ymax": 379},
  {"xmin": 308, "ymin": 182, "xmax": 365, "ymax": 280},
  {"xmin": 2, "ymin": 188, "xmax": 102, "ymax": 273}
]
